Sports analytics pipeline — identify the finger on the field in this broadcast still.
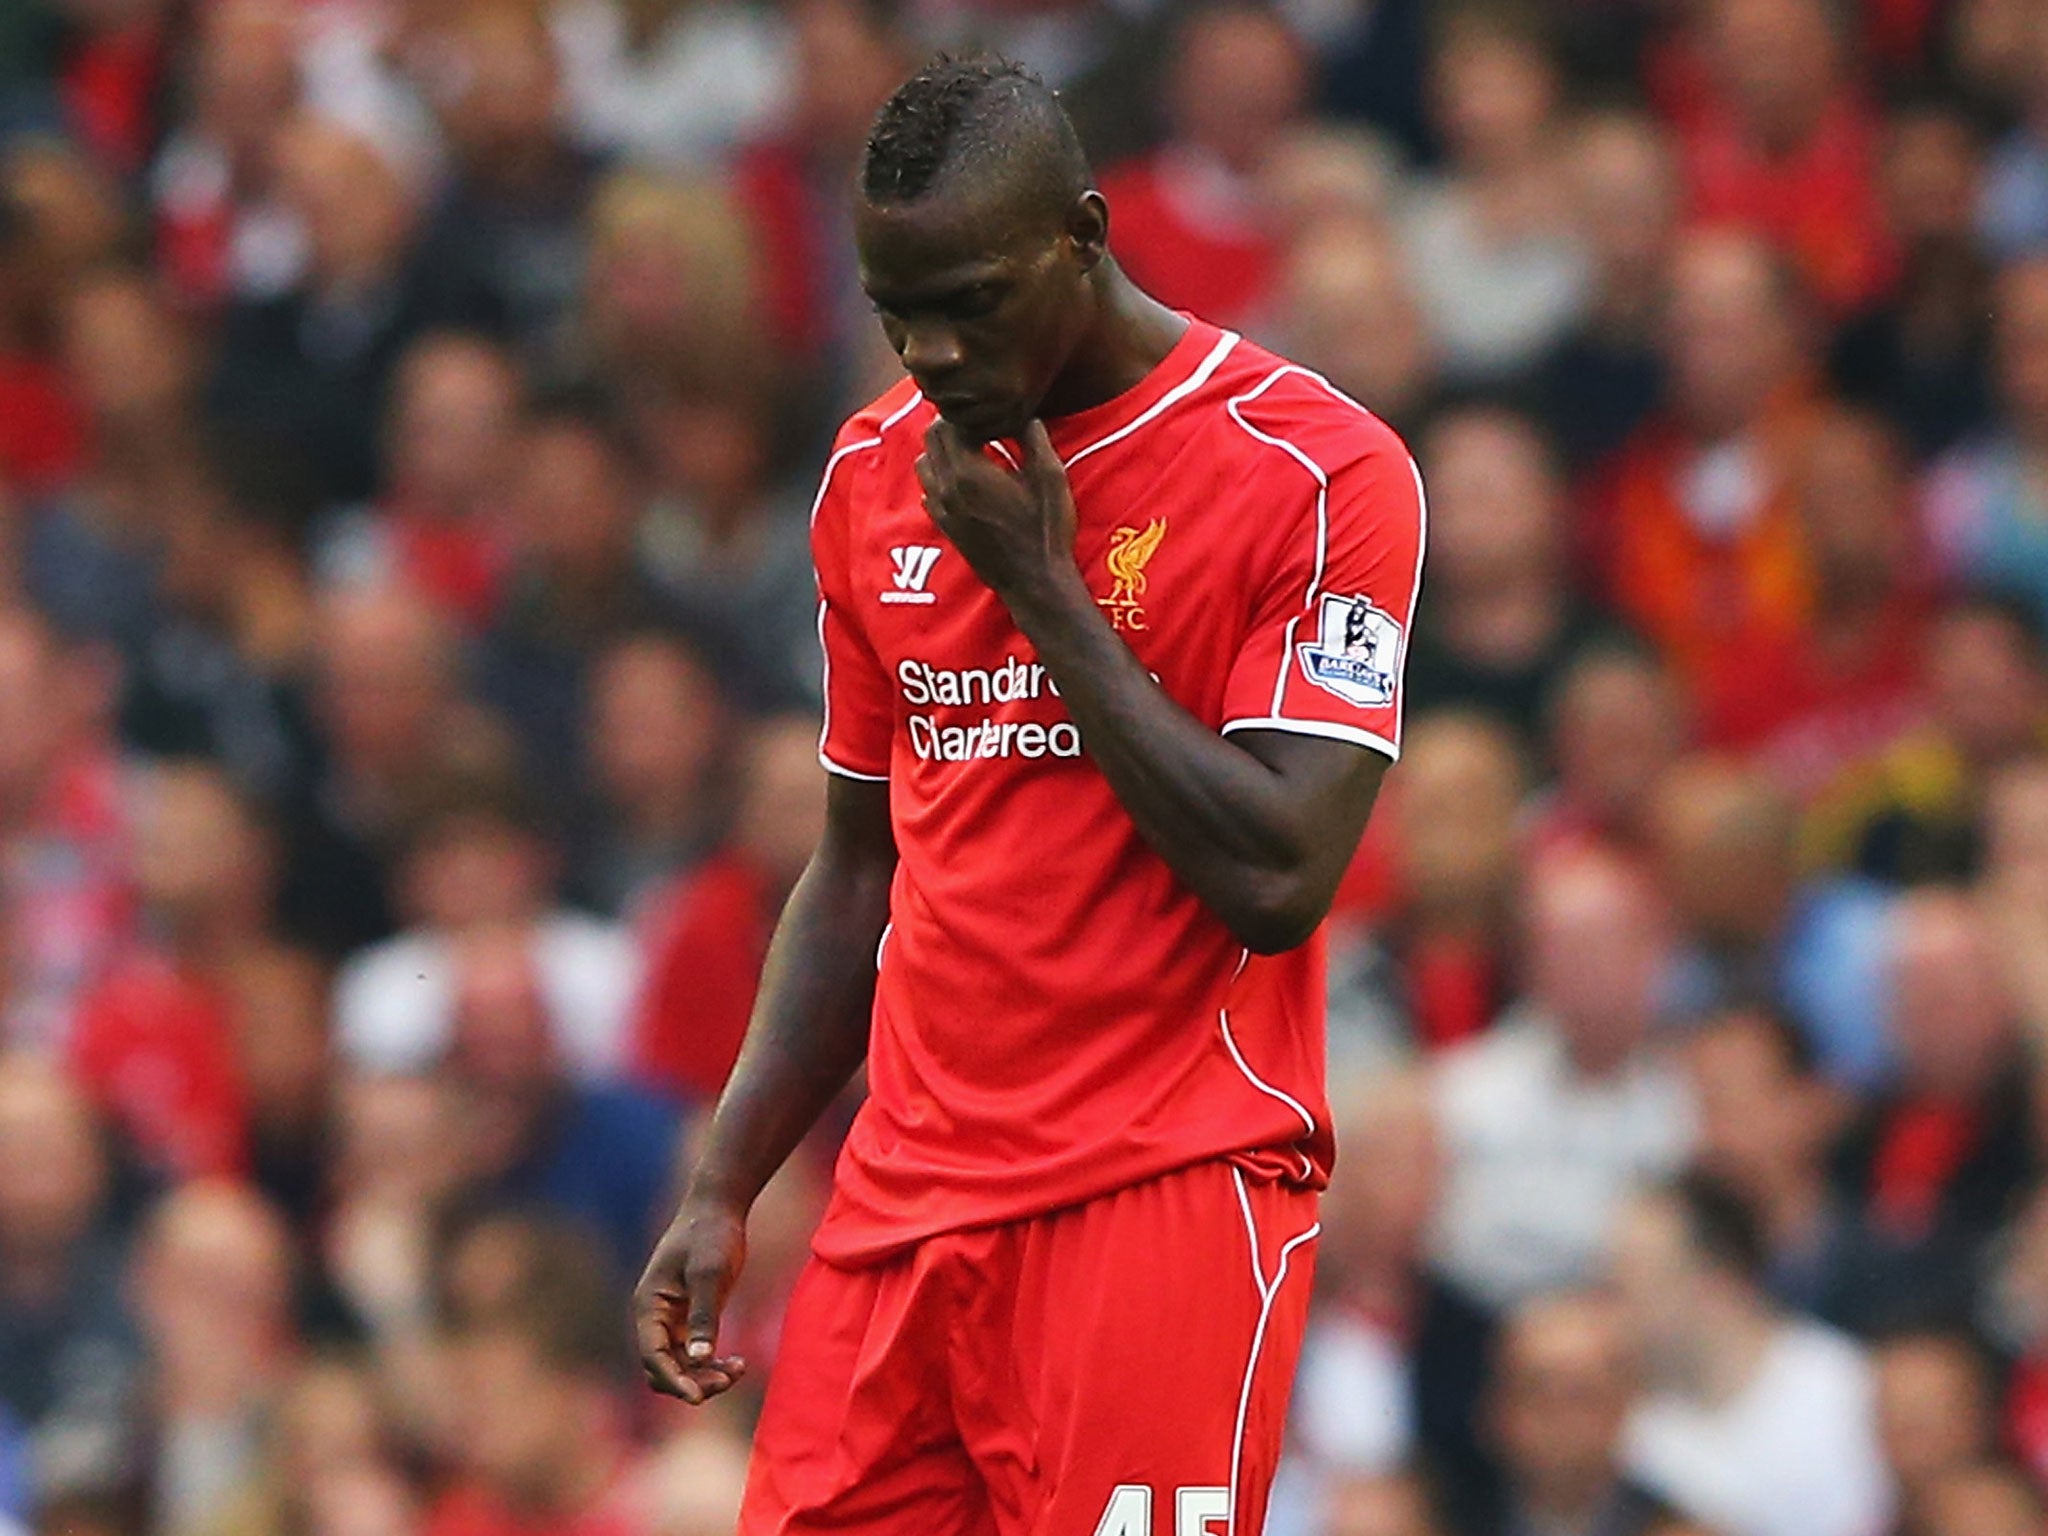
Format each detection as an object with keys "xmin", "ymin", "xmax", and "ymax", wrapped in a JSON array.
[
  {"xmin": 683, "ymin": 1268, "xmax": 727, "ymax": 1363},
  {"xmin": 914, "ymin": 452, "xmax": 941, "ymax": 499},
  {"xmin": 634, "ymin": 1306, "xmax": 693, "ymax": 1400}
]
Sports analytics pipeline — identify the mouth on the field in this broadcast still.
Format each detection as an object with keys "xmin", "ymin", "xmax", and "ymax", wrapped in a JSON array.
[{"xmin": 928, "ymin": 392, "xmax": 1016, "ymax": 438}]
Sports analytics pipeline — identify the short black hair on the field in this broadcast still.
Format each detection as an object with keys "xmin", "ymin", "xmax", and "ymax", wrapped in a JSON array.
[
  {"xmin": 862, "ymin": 53, "xmax": 1091, "ymax": 214},
  {"xmin": 1666, "ymin": 1171, "xmax": 1770, "ymax": 1285}
]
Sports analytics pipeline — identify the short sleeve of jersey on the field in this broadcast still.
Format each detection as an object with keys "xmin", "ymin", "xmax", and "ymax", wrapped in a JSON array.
[
  {"xmin": 1220, "ymin": 422, "xmax": 1425, "ymax": 761},
  {"xmin": 812, "ymin": 431, "xmax": 895, "ymax": 782}
]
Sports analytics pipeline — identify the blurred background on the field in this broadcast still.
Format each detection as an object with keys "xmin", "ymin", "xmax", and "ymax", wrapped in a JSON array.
[{"xmin": 2, "ymin": 0, "xmax": 2048, "ymax": 1534}]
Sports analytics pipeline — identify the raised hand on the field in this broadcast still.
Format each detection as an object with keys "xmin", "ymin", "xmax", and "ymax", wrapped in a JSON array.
[{"xmin": 915, "ymin": 419, "xmax": 1080, "ymax": 604}]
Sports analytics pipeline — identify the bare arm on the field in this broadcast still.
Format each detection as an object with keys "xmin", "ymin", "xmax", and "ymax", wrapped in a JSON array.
[
  {"xmin": 919, "ymin": 420, "xmax": 1391, "ymax": 954},
  {"xmin": 633, "ymin": 773, "xmax": 895, "ymax": 1402}
]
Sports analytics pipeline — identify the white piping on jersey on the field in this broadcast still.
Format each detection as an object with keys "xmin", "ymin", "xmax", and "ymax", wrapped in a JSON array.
[
  {"xmin": 1224, "ymin": 366, "xmax": 1332, "ymax": 719},
  {"xmin": 1218, "ymin": 949, "xmax": 1318, "ymax": 1183},
  {"xmin": 808, "ymin": 390, "xmax": 925, "ymax": 527},
  {"xmin": 1222, "ymin": 363, "xmax": 1425, "ymax": 730},
  {"xmin": 1227, "ymin": 1165, "xmax": 1320, "ymax": 1536},
  {"xmin": 1059, "ymin": 329, "xmax": 1241, "ymax": 472},
  {"xmin": 813, "ymin": 391, "xmax": 924, "ymax": 781},
  {"xmin": 1221, "ymin": 716, "xmax": 1399, "ymax": 760}
]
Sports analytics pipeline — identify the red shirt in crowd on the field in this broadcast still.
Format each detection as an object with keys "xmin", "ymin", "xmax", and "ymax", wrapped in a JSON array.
[
  {"xmin": 423, "ymin": 1482, "xmax": 641, "ymax": 1536},
  {"xmin": 1695, "ymin": 599, "xmax": 1927, "ymax": 800},
  {"xmin": 0, "ymin": 357, "xmax": 85, "ymax": 499},
  {"xmin": 809, "ymin": 318, "xmax": 1424, "ymax": 1264},
  {"xmin": 70, "ymin": 950, "xmax": 249, "ymax": 1182},
  {"xmin": 1094, "ymin": 152, "xmax": 1279, "ymax": 331},
  {"xmin": 630, "ymin": 850, "xmax": 772, "ymax": 1104}
]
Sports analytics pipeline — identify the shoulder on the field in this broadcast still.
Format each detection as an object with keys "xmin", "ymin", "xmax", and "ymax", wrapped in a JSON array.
[
  {"xmin": 814, "ymin": 379, "xmax": 928, "ymax": 509},
  {"xmin": 1207, "ymin": 340, "xmax": 1415, "ymax": 484}
]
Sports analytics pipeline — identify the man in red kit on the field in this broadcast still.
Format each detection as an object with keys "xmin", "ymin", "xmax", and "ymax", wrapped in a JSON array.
[{"xmin": 634, "ymin": 56, "xmax": 1426, "ymax": 1536}]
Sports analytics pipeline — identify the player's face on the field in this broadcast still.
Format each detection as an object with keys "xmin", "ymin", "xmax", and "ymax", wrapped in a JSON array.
[{"xmin": 856, "ymin": 184, "xmax": 1099, "ymax": 442}]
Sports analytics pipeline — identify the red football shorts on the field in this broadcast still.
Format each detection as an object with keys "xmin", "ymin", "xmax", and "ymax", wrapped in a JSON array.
[{"xmin": 739, "ymin": 1159, "xmax": 1320, "ymax": 1536}]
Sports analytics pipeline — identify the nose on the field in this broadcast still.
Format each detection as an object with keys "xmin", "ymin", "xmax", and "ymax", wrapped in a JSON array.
[{"xmin": 899, "ymin": 320, "xmax": 967, "ymax": 382}]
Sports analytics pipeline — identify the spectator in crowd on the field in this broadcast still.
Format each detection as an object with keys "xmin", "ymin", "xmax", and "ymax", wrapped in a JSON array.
[
  {"xmin": 0, "ymin": 1055, "xmax": 140, "ymax": 1506},
  {"xmin": 0, "ymin": 605, "xmax": 132, "ymax": 1055},
  {"xmin": 1327, "ymin": 713, "xmax": 1523, "ymax": 1064},
  {"xmin": 279, "ymin": 582, "xmax": 471, "ymax": 957},
  {"xmin": 424, "ymin": 1222, "xmax": 646, "ymax": 1536},
  {"xmin": 149, "ymin": 0, "xmax": 305, "ymax": 314},
  {"xmin": 477, "ymin": 394, "xmax": 679, "ymax": 806},
  {"xmin": 1685, "ymin": 1007, "xmax": 1854, "ymax": 1315},
  {"xmin": 1652, "ymin": 755, "xmax": 1894, "ymax": 1089},
  {"xmin": 1590, "ymin": 227, "xmax": 1817, "ymax": 707},
  {"xmin": 410, "ymin": 3, "xmax": 603, "ymax": 366},
  {"xmin": 730, "ymin": 0, "xmax": 907, "ymax": 390},
  {"xmin": 1924, "ymin": 257, "xmax": 2048, "ymax": 627},
  {"xmin": 1266, "ymin": 214, "xmax": 1438, "ymax": 436},
  {"xmin": 130, "ymin": 1181, "xmax": 299, "ymax": 1536},
  {"xmin": 1432, "ymin": 850, "xmax": 1697, "ymax": 1315},
  {"xmin": 0, "ymin": 145, "xmax": 93, "ymax": 499},
  {"xmin": 1280, "ymin": 1070, "xmax": 1490, "ymax": 1532},
  {"xmin": 1400, "ymin": 1, "xmax": 1588, "ymax": 383},
  {"xmin": 118, "ymin": 421, "xmax": 317, "ymax": 807},
  {"xmin": 1978, "ymin": 5, "xmax": 2048, "ymax": 259},
  {"xmin": 68, "ymin": 762, "xmax": 291, "ymax": 1184},
  {"xmin": 573, "ymin": 631, "xmax": 727, "ymax": 919},
  {"xmin": 222, "ymin": 946, "xmax": 330, "ymax": 1228},
  {"xmin": 1873, "ymin": 1331, "xmax": 2001, "ymax": 1524},
  {"xmin": 1404, "ymin": 405, "xmax": 1614, "ymax": 740},
  {"xmin": 1469, "ymin": 1291, "xmax": 1667, "ymax": 1536},
  {"xmin": 576, "ymin": 168, "xmax": 761, "ymax": 394},
  {"xmin": 1096, "ymin": 1, "xmax": 1309, "ymax": 330},
  {"xmin": 29, "ymin": 267, "xmax": 205, "ymax": 654},
  {"xmin": 1662, "ymin": 0, "xmax": 1892, "ymax": 316},
  {"xmin": 1614, "ymin": 1173, "xmax": 1893, "ymax": 1536},
  {"xmin": 433, "ymin": 920, "xmax": 679, "ymax": 1282},
  {"xmin": 1704, "ymin": 407, "xmax": 1929, "ymax": 794},
  {"xmin": 1827, "ymin": 889, "xmax": 2037, "ymax": 1335},
  {"xmin": 630, "ymin": 715, "xmax": 824, "ymax": 1104},
  {"xmin": 632, "ymin": 378, "xmax": 819, "ymax": 713},
  {"xmin": 1529, "ymin": 642, "xmax": 1688, "ymax": 866},
  {"xmin": 316, "ymin": 332, "xmax": 522, "ymax": 633},
  {"xmin": 1530, "ymin": 110, "xmax": 1677, "ymax": 471},
  {"xmin": 1805, "ymin": 593, "xmax": 2048, "ymax": 884},
  {"xmin": 549, "ymin": 0, "xmax": 792, "ymax": 168},
  {"xmin": 1832, "ymin": 100, "xmax": 1994, "ymax": 459},
  {"xmin": 332, "ymin": 764, "xmax": 639, "ymax": 1088},
  {"xmin": 209, "ymin": 116, "xmax": 499, "ymax": 508}
]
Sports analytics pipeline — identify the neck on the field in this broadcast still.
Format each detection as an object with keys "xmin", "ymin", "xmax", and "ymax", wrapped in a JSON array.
[
  {"xmin": 1036, "ymin": 266, "xmax": 1187, "ymax": 421},
  {"xmin": 1683, "ymin": 1297, "xmax": 1775, "ymax": 1403}
]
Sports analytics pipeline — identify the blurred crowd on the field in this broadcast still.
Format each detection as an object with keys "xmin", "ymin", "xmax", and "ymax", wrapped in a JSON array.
[{"xmin": 6, "ymin": 0, "xmax": 2048, "ymax": 1535}]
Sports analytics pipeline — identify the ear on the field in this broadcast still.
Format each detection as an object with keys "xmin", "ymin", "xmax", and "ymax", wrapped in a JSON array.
[{"xmin": 1066, "ymin": 190, "xmax": 1108, "ymax": 271}]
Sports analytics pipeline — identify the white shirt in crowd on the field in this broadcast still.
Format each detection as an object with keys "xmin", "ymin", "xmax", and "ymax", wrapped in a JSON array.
[
  {"xmin": 1624, "ymin": 1319, "xmax": 1894, "ymax": 1536},
  {"xmin": 335, "ymin": 913, "xmax": 640, "ymax": 1082},
  {"xmin": 1431, "ymin": 1010, "xmax": 1697, "ymax": 1311}
]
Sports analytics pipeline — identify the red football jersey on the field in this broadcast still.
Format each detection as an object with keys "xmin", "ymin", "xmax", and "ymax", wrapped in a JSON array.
[{"xmin": 810, "ymin": 318, "xmax": 1425, "ymax": 1264}]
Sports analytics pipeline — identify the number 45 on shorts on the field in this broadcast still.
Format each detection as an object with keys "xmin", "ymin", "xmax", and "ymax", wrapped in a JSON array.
[{"xmin": 1093, "ymin": 1485, "xmax": 1231, "ymax": 1536}]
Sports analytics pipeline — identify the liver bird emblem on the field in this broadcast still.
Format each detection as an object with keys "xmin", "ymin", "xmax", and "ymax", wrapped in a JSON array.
[{"xmin": 1105, "ymin": 519, "xmax": 1168, "ymax": 605}]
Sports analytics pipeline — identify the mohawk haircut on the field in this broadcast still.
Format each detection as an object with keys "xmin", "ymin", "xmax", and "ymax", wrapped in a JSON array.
[{"xmin": 862, "ymin": 54, "xmax": 1092, "ymax": 215}]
